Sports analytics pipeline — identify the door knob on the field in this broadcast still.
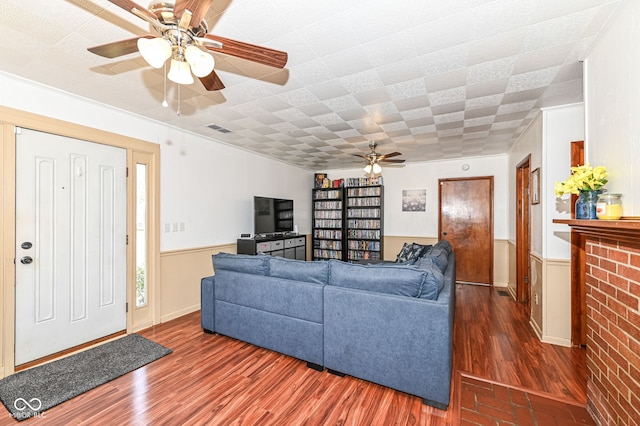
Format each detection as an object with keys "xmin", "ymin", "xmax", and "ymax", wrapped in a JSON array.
[{"xmin": 20, "ymin": 256, "xmax": 33, "ymax": 264}]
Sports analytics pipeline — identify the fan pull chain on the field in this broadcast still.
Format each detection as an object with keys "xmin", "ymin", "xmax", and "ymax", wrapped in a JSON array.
[
  {"xmin": 162, "ymin": 62, "xmax": 168, "ymax": 108},
  {"xmin": 177, "ymin": 83, "xmax": 182, "ymax": 116}
]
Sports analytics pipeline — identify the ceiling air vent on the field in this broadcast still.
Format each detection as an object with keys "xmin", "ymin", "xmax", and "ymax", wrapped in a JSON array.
[{"xmin": 206, "ymin": 124, "xmax": 232, "ymax": 133}]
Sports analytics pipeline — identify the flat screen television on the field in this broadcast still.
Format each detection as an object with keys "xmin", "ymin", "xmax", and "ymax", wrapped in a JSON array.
[{"xmin": 253, "ymin": 196, "xmax": 294, "ymax": 236}]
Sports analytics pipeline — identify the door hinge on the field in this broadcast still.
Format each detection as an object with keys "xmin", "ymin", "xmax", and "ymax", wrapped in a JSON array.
[
  {"xmin": 126, "ymin": 235, "xmax": 129, "ymax": 245},
  {"xmin": 126, "ymin": 302, "xmax": 128, "ymax": 313},
  {"xmin": 126, "ymin": 167, "xmax": 129, "ymax": 177},
  {"xmin": 524, "ymin": 275, "xmax": 529, "ymax": 284}
]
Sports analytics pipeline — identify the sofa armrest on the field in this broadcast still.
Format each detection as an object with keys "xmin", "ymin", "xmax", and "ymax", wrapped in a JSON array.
[
  {"xmin": 201, "ymin": 275, "xmax": 215, "ymax": 332},
  {"xmin": 323, "ymin": 285, "xmax": 454, "ymax": 408}
]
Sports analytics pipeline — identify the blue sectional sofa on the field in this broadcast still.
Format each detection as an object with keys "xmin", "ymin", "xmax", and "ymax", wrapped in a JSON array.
[{"xmin": 200, "ymin": 241, "xmax": 456, "ymax": 409}]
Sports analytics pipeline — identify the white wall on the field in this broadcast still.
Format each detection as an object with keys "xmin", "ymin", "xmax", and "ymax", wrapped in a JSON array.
[
  {"xmin": 508, "ymin": 104, "xmax": 585, "ymax": 259},
  {"xmin": 0, "ymin": 73, "xmax": 313, "ymax": 251},
  {"xmin": 508, "ymin": 103, "xmax": 585, "ymax": 346},
  {"xmin": 160, "ymin": 128, "xmax": 313, "ymax": 250},
  {"xmin": 543, "ymin": 104, "xmax": 585, "ymax": 259},
  {"xmin": 324, "ymin": 154, "xmax": 509, "ymax": 239},
  {"xmin": 508, "ymin": 113, "xmax": 542, "ymax": 250},
  {"xmin": 585, "ymin": 0, "xmax": 640, "ymax": 216}
]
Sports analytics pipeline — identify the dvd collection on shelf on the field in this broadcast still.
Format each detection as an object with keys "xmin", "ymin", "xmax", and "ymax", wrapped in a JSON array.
[
  {"xmin": 314, "ymin": 229, "xmax": 342, "ymax": 239},
  {"xmin": 347, "ymin": 197, "xmax": 381, "ymax": 207},
  {"xmin": 314, "ymin": 210, "xmax": 342, "ymax": 219},
  {"xmin": 347, "ymin": 208, "xmax": 380, "ymax": 218},
  {"xmin": 347, "ymin": 229, "xmax": 380, "ymax": 239},
  {"xmin": 313, "ymin": 189, "xmax": 342, "ymax": 199},
  {"xmin": 312, "ymin": 183, "xmax": 384, "ymax": 261},
  {"xmin": 345, "ymin": 176, "xmax": 383, "ymax": 187},
  {"xmin": 312, "ymin": 187, "xmax": 345, "ymax": 260}
]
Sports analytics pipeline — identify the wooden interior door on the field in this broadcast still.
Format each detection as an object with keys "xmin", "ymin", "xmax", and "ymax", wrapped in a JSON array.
[{"xmin": 439, "ymin": 177, "xmax": 493, "ymax": 285}]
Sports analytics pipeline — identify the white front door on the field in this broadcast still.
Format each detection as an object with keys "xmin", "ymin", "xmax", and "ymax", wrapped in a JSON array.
[{"xmin": 15, "ymin": 128, "xmax": 127, "ymax": 365}]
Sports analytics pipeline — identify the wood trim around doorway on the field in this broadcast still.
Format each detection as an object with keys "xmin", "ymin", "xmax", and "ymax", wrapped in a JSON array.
[
  {"xmin": 0, "ymin": 106, "xmax": 161, "ymax": 377},
  {"xmin": 515, "ymin": 155, "xmax": 531, "ymax": 308},
  {"xmin": 570, "ymin": 141, "xmax": 586, "ymax": 346}
]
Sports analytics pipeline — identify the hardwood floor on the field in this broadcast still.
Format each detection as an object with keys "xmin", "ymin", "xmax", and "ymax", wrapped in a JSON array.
[{"xmin": 0, "ymin": 284, "xmax": 587, "ymax": 425}]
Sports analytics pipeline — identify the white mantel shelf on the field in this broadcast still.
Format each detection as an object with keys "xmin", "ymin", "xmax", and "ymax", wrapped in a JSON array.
[{"xmin": 554, "ymin": 218, "xmax": 640, "ymax": 244}]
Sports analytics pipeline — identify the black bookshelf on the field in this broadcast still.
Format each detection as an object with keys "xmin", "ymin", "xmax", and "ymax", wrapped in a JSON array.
[
  {"xmin": 311, "ymin": 188, "xmax": 345, "ymax": 260},
  {"xmin": 274, "ymin": 199, "xmax": 293, "ymax": 232},
  {"xmin": 345, "ymin": 185, "xmax": 383, "ymax": 261}
]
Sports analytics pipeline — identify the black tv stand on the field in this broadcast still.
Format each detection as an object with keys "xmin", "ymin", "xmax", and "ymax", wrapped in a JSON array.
[
  {"xmin": 237, "ymin": 234, "xmax": 306, "ymax": 260},
  {"xmin": 254, "ymin": 231, "xmax": 299, "ymax": 240}
]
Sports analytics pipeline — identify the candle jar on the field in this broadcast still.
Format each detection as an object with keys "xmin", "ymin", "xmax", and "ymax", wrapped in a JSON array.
[{"xmin": 596, "ymin": 193, "xmax": 623, "ymax": 220}]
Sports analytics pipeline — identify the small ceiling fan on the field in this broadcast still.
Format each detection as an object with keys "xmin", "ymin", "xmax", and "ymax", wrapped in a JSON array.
[
  {"xmin": 87, "ymin": 0, "xmax": 288, "ymax": 91},
  {"xmin": 354, "ymin": 142, "xmax": 405, "ymax": 176}
]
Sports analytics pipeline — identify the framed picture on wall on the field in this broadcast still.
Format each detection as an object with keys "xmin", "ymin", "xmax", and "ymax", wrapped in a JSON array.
[
  {"xmin": 531, "ymin": 168, "xmax": 540, "ymax": 205},
  {"xmin": 402, "ymin": 189, "xmax": 426, "ymax": 212}
]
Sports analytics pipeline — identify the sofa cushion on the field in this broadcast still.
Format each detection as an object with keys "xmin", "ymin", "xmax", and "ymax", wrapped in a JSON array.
[
  {"xmin": 328, "ymin": 260, "xmax": 427, "ymax": 298},
  {"xmin": 414, "ymin": 256, "xmax": 445, "ymax": 299},
  {"xmin": 212, "ymin": 252, "xmax": 269, "ymax": 275},
  {"xmin": 423, "ymin": 247, "xmax": 448, "ymax": 273},
  {"xmin": 268, "ymin": 256, "xmax": 329, "ymax": 284}
]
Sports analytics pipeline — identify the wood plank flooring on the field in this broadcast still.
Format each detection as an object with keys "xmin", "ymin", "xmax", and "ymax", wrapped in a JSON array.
[{"xmin": 0, "ymin": 284, "xmax": 588, "ymax": 425}]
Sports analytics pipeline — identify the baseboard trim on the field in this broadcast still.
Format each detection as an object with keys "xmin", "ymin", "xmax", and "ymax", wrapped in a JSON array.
[
  {"xmin": 541, "ymin": 335, "xmax": 572, "ymax": 348},
  {"xmin": 161, "ymin": 304, "xmax": 200, "ymax": 323},
  {"xmin": 530, "ymin": 319, "xmax": 543, "ymax": 341},
  {"xmin": 131, "ymin": 319, "xmax": 154, "ymax": 333}
]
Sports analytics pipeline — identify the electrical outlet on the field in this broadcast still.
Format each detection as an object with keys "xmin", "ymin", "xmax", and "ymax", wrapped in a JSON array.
[
  {"xmin": 179, "ymin": 222, "xmax": 185, "ymax": 232},
  {"xmin": 172, "ymin": 223, "xmax": 179, "ymax": 232},
  {"xmin": 535, "ymin": 293, "xmax": 539, "ymax": 305},
  {"xmin": 163, "ymin": 223, "xmax": 171, "ymax": 233}
]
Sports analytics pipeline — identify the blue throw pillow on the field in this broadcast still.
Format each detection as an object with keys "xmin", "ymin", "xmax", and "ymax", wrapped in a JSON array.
[
  {"xmin": 328, "ymin": 260, "xmax": 427, "ymax": 298},
  {"xmin": 415, "ymin": 256, "xmax": 445, "ymax": 299},
  {"xmin": 268, "ymin": 256, "xmax": 329, "ymax": 284},
  {"xmin": 212, "ymin": 253, "xmax": 269, "ymax": 275}
]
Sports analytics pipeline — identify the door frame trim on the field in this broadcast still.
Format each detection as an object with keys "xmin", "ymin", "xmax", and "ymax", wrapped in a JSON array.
[
  {"xmin": 570, "ymin": 141, "xmax": 585, "ymax": 346},
  {"xmin": 1, "ymin": 106, "xmax": 161, "ymax": 377},
  {"xmin": 515, "ymin": 155, "xmax": 532, "ymax": 307}
]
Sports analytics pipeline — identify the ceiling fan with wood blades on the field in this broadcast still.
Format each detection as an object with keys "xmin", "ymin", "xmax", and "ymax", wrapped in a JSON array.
[
  {"xmin": 354, "ymin": 142, "xmax": 405, "ymax": 176},
  {"xmin": 87, "ymin": 0, "xmax": 288, "ymax": 91}
]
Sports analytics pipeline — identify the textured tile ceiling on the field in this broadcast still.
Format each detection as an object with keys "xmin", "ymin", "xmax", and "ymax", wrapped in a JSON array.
[{"xmin": 0, "ymin": 0, "xmax": 623, "ymax": 170}]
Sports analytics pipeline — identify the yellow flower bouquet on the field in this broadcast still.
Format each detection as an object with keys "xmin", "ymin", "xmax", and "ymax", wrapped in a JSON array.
[{"xmin": 554, "ymin": 164, "xmax": 608, "ymax": 197}]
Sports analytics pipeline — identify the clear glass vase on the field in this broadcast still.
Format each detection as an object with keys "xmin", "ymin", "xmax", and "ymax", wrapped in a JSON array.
[{"xmin": 575, "ymin": 190, "xmax": 602, "ymax": 220}]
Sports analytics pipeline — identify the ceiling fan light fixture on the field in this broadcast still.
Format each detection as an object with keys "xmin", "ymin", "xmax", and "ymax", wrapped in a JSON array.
[
  {"xmin": 363, "ymin": 164, "xmax": 372, "ymax": 174},
  {"xmin": 168, "ymin": 59, "xmax": 194, "ymax": 85},
  {"xmin": 137, "ymin": 37, "xmax": 171, "ymax": 69},
  {"xmin": 372, "ymin": 163, "xmax": 382, "ymax": 174},
  {"xmin": 185, "ymin": 45, "xmax": 215, "ymax": 77}
]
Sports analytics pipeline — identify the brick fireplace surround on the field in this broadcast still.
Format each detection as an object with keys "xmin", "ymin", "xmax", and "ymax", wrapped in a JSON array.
[{"xmin": 562, "ymin": 220, "xmax": 640, "ymax": 425}]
